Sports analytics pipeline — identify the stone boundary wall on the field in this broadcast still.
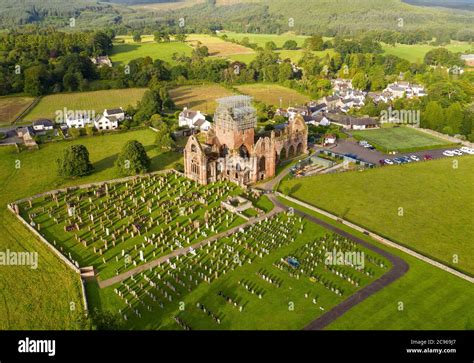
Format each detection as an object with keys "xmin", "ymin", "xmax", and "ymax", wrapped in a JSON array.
[
  {"xmin": 407, "ymin": 125, "xmax": 474, "ymax": 148},
  {"xmin": 7, "ymin": 203, "xmax": 90, "ymax": 316},
  {"xmin": 7, "ymin": 168, "xmax": 184, "ymax": 316},
  {"xmin": 277, "ymin": 192, "xmax": 473, "ymax": 283},
  {"xmin": 11, "ymin": 169, "xmax": 181, "ymax": 205}
]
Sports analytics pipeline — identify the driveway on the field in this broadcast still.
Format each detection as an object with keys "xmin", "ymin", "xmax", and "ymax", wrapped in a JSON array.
[{"xmin": 330, "ymin": 139, "xmax": 467, "ymax": 166}]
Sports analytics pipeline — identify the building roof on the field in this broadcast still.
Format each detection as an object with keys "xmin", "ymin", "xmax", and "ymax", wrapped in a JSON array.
[
  {"xmin": 33, "ymin": 119, "xmax": 53, "ymax": 127},
  {"xmin": 106, "ymin": 108, "xmax": 123, "ymax": 115},
  {"xmin": 193, "ymin": 119, "xmax": 208, "ymax": 128}
]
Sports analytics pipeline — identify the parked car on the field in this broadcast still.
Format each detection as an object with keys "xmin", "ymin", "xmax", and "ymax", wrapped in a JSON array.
[
  {"xmin": 379, "ymin": 159, "xmax": 385, "ymax": 165},
  {"xmin": 462, "ymin": 148, "xmax": 474, "ymax": 155},
  {"xmin": 384, "ymin": 159, "xmax": 394, "ymax": 165},
  {"xmin": 410, "ymin": 155, "xmax": 420, "ymax": 161},
  {"xmin": 424, "ymin": 154, "xmax": 433, "ymax": 160},
  {"xmin": 393, "ymin": 158, "xmax": 402, "ymax": 164},
  {"xmin": 452, "ymin": 149, "xmax": 463, "ymax": 156},
  {"xmin": 443, "ymin": 150, "xmax": 454, "ymax": 157}
]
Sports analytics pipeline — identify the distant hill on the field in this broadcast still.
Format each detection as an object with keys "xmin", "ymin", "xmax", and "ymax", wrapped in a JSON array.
[
  {"xmin": 1, "ymin": 0, "xmax": 473, "ymax": 38},
  {"xmin": 403, "ymin": 0, "xmax": 474, "ymax": 11}
]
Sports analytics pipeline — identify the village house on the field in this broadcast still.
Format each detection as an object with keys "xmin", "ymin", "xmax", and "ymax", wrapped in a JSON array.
[
  {"xmin": 66, "ymin": 112, "xmax": 93, "ymax": 129},
  {"xmin": 326, "ymin": 114, "xmax": 378, "ymax": 130},
  {"xmin": 461, "ymin": 54, "xmax": 474, "ymax": 67},
  {"xmin": 383, "ymin": 81, "xmax": 426, "ymax": 100},
  {"xmin": 90, "ymin": 56, "xmax": 112, "ymax": 67},
  {"xmin": 323, "ymin": 134, "xmax": 337, "ymax": 146},
  {"xmin": 288, "ymin": 106, "xmax": 310, "ymax": 120},
  {"xmin": 32, "ymin": 119, "xmax": 54, "ymax": 132},
  {"xmin": 94, "ymin": 108, "xmax": 125, "ymax": 130},
  {"xmin": 178, "ymin": 107, "xmax": 210, "ymax": 131}
]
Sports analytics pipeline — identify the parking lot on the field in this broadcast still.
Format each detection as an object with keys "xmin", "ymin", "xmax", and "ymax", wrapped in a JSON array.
[{"xmin": 327, "ymin": 139, "xmax": 473, "ymax": 166}]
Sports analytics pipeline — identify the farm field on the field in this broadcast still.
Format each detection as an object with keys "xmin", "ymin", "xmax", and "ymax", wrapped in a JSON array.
[
  {"xmin": 222, "ymin": 31, "xmax": 311, "ymax": 48},
  {"xmin": 235, "ymin": 83, "xmax": 310, "ymax": 107},
  {"xmin": 23, "ymin": 88, "xmax": 147, "ymax": 122},
  {"xmin": 169, "ymin": 84, "xmax": 235, "ymax": 113},
  {"xmin": 279, "ymin": 156, "xmax": 474, "ymax": 275},
  {"xmin": 352, "ymin": 126, "xmax": 452, "ymax": 152},
  {"xmin": 382, "ymin": 42, "xmax": 473, "ymax": 63},
  {"xmin": 87, "ymin": 212, "xmax": 389, "ymax": 330},
  {"xmin": 0, "ymin": 95, "xmax": 35, "ymax": 126},
  {"xmin": 111, "ymin": 37, "xmax": 193, "ymax": 65},
  {"xmin": 279, "ymin": 198, "xmax": 474, "ymax": 330},
  {"xmin": 228, "ymin": 49, "xmax": 335, "ymax": 64},
  {"xmin": 187, "ymin": 34, "xmax": 254, "ymax": 57},
  {"xmin": 0, "ymin": 128, "xmax": 180, "ymax": 329}
]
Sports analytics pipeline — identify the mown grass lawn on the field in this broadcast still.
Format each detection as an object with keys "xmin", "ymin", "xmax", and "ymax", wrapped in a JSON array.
[
  {"xmin": 111, "ymin": 37, "xmax": 193, "ymax": 65},
  {"xmin": 279, "ymin": 156, "xmax": 474, "ymax": 275},
  {"xmin": 278, "ymin": 198, "xmax": 474, "ymax": 330},
  {"xmin": 352, "ymin": 127, "xmax": 452, "ymax": 152},
  {"xmin": 382, "ymin": 41, "xmax": 473, "ymax": 63},
  {"xmin": 0, "ymin": 129, "xmax": 181, "ymax": 329},
  {"xmin": 23, "ymin": 88, "xmax": 147, "ymax": 121}
]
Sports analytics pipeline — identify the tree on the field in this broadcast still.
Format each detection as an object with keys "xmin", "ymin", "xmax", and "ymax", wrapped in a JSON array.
[
  {"xmin": 422, "ymin": 101, "xmax": 444, "ymax": 131},
  {"xmin": 282, "ymin": 40, "xmax": 298, "ymax": 50},
  {"xmin": 175, "ymin": 33, "xmax": 187, "ymax": 42},
  {"xmin": 68, "ymin": 127, "xmax": 81, "ymax": 138},
  {"xmin": 445, "ymin": 102, "xmax": 463, "ymax": 135},
  {"xmin": 304, "ymin": 35, "xmax": 324, "ymax": 51},
  {"xmin": 352, "ymin": 72, "xmax": 368, "ymax": 90},
  {"xmin": 133, "ymin": 89, "xmax": 161, "ymax": 124},
  {"xmin": 24, "ymin": 65, "xmax": 49, "ymax": 96},
  {"xmin": 132, "ymin": 32, "xmax": 142, "ymax": 43},
  {"xmin": 155, "ymin": 123, "xmax": 175, "ymax": 150},
  {"xmin": 56, "ymin": 144, "xmax": 93, "ymax": 178},
  {"xmin": 265, "ymin": 41, "xmax": 277, "ymax": 51},
  {"xmin": 115, "ymin": 140, "xmax": 151, "ymax": 176},
  {"xmin": 278, "ymin": 62, "xmax": 293, "ymax": 82}
]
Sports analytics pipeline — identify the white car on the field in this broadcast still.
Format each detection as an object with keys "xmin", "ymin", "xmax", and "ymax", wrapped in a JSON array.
[
  {"xmin": 384, "ymin": 159, "xmax": 394, "ymax": 165},
  {"xmin": 443, "ymin": 150, "xmax": 454, "ymax": 157},
  {"xmin": 452, "ymin": 150, "xmax": 463, "ymax": 156},
  {"xmin": 460, "ymin": 147, "xmax": 474, "ymax": 155},
  {"xmin": 410, "ymin": 155, "xmax": 420, "ymax": 161}
]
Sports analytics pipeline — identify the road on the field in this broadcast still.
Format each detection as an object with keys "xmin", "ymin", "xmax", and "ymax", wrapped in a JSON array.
[{"xmin": 266, "ymin": 194, "xmax": 409, "ymax": 330}]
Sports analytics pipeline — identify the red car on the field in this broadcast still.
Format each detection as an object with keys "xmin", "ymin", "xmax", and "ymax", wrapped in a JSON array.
[{"xmin": 424, "ymin": 154, "xmax": 433, "ymax": 160}]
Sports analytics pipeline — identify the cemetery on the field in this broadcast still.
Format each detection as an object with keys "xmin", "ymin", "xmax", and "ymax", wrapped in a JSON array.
[
  {"xmin": 11, "ymin": 168, "xmax": 390, "ymax": 330},
  {"xmin": 13, "ymin": 171, "xmax": 253, "ymax": 280},
  {"xmin": 95, "ymin": 210, "xmax": 390, "ymax": 330}
]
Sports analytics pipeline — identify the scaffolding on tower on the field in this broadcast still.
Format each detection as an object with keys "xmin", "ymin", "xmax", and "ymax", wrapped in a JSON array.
[{"xmin": 214, "ymin": 95, "xmax": 257, "ymax": 131}]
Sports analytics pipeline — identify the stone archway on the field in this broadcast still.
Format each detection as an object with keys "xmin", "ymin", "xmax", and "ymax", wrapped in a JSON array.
[
  {"xmin": 259, "ymin": 156, "xmax": 266, "ymax": 172},
  {"xmin": 289, "ymin": 145, "xmax": 295, "ymax": 158},
  {"xmin": 296, "ymin": 142, "xmax": 303, "ymax": 155},
  {"xmin": 280, "ymin": 147, "xmax": 287, "ymax": 160}
]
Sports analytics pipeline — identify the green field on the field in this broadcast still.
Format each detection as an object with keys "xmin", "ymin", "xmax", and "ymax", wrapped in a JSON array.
[
  {"xmin": 23, "ymin": 88, "xmax": 147, "ymax": 121},
  {"xmin": 0, "ymin": 129, "xmax": 182, "ymax": 329},
  {"xmin": 0, "ymin": 95, "xmax": 35, "ymax": 126},
  {"xmin": 222, "ymin": 31, "xmax": 311, "ymax": 48},
  {"xmin": 235, "ymin": 83, "xmax": 310, "ymax": 107},
  {"xmin": 352, "ymin": 127, "xmax": 452, "ymax": 152},
  {"xmin": 279, "ymin": 156, "xmax": 474, "ymax": 275},
  {"xmin": 279, "ymin": 198, "xmax": 474, "ymax": 330},
  {"xmin": 382, "ymin": 42, "xmax": 473, "ymax": 63},
  {"xmin": 169, "ymin": 84, "xmax": 236, "ymax": 113},
  {"xmin": 228, "ymin": 49, "xmax": 335, "ymax": 64},
  {"xmin": 111, "ymin": 36, "xmax": 193, "ymax": 65}
]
